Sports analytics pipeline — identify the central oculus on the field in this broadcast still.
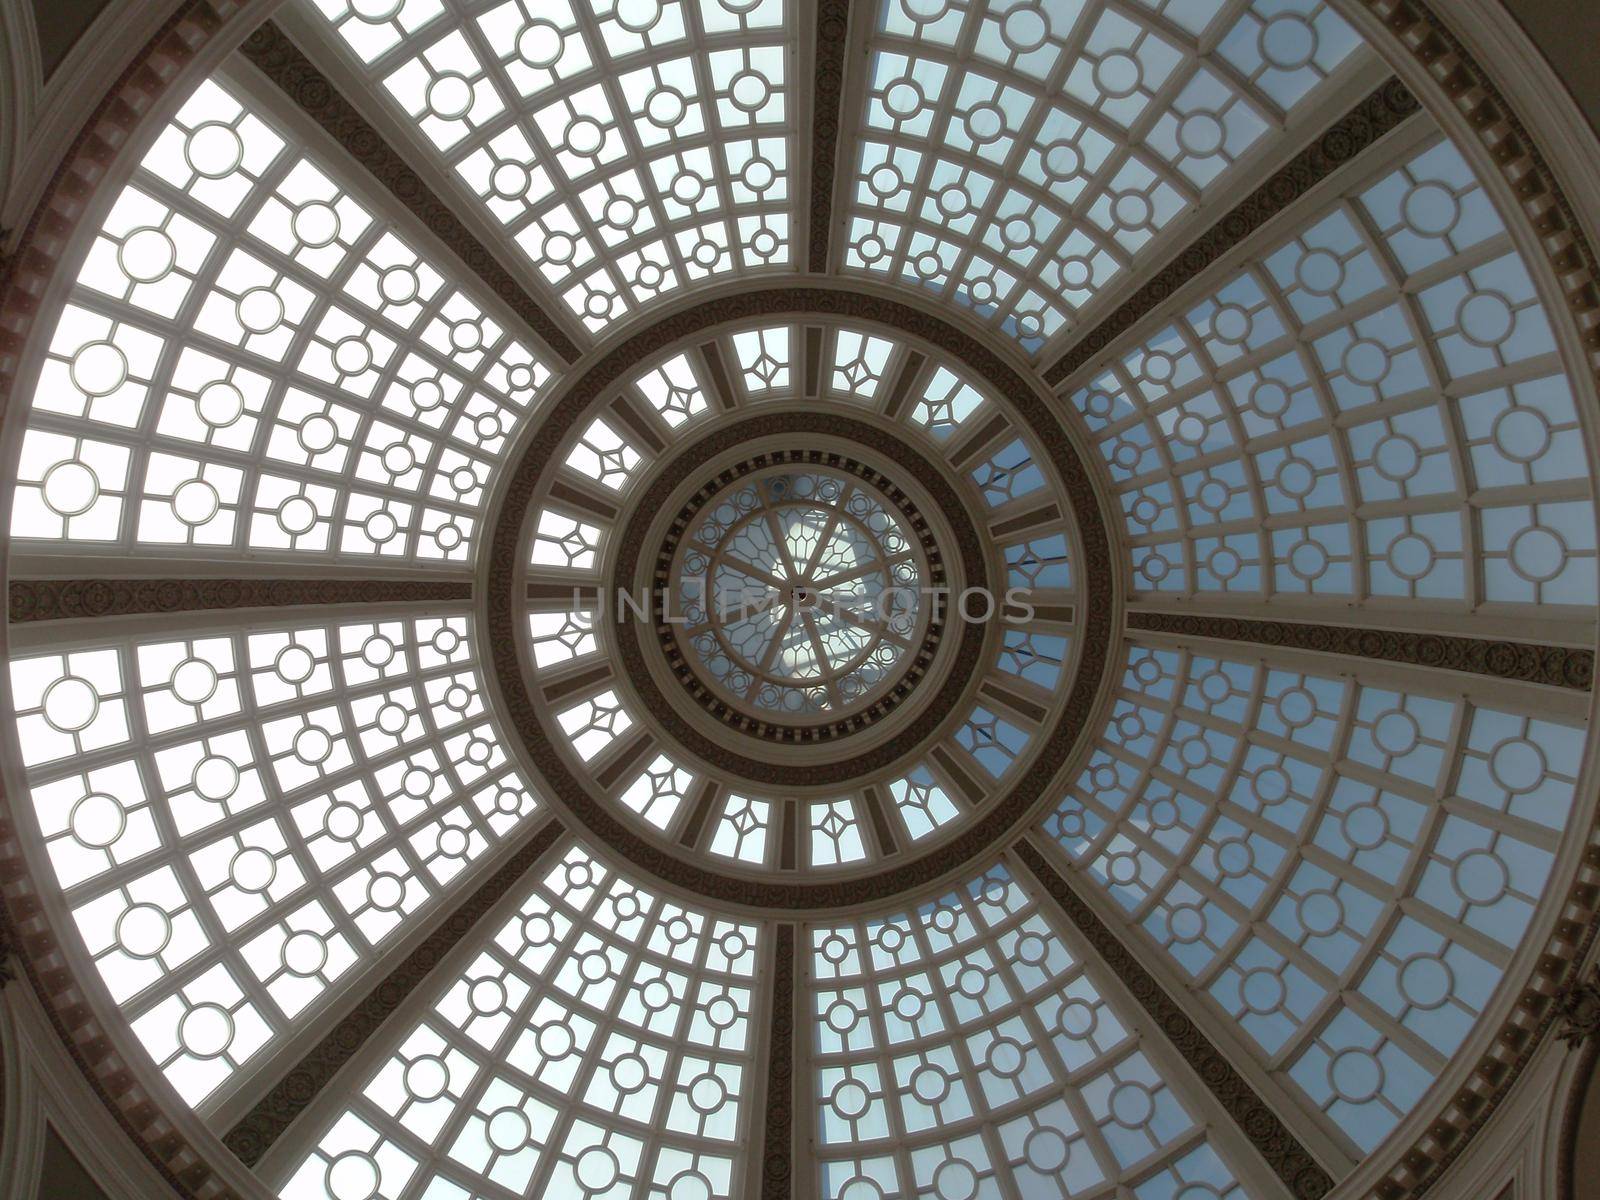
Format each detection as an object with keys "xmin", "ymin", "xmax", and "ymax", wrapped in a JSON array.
[
  {"xmin": 657, "ymin": 457, "xmax": 945, "ymax": 736},
  {"xmin": 678, "ymin": 467, "xmax": 923, "ymax": 715}
]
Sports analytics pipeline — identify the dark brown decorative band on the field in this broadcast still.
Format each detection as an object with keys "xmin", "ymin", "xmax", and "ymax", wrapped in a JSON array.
[
  {"xmin": 486, "ymin": 287, "xmax": 1113, "ymax": 907},
  {"xmin": 860, "ymin": 784, "xmax": 898, "ymax": 857},
  {"xmin": 677, "ymin": 779, "xmax": 723, "ymax": 850},
  {"xmin": 881, "ymin": 351, "xmax": 926, "ymax": 421},
  {"xmin": 1015, "ymin": 839, "xmax": 1334, "ymax": 1200},
  {"xmin": 224, "ymin": 817, "xmax": 567, "ymax": 1166},
  {"xmin": 8, "ymin": 578, "xmax": 471, "ymax": 622},
  {"xmin": 1043, "ymin": 77, "xmax": 1420, "ymax": 386},
  {"xmin": 653, "ymin": 449, "xmax": 947, "ymax": 742},
  {"xmin": 778, "ymin": 799, "xmax": 799, "ymax": 870},
  {"xmin": 615, "ymin": 424, "xmax": 983, "ymax": 778},
  {"xmin": 807, "ymin": 1, "xmax": 851, "ymax": 274},
  {"xmin": 761, "ymin": 923, "xmax": 796, "ymax": 1200},
  {"xmin": 239, "ymin": 21, "xmax": 581, "ymax": 364},
  {"xmin": 1129, "ymin": 611, "xmax": 1594, "ymax": 690},
  {"xmin": 698, "ymin": 340, "xmax": 739, "ymax": 411}
]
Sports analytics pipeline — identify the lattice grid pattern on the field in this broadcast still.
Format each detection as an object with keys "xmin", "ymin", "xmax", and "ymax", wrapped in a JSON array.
[
  {"xmin": 842, "ymin": 0, "xmax": 1367, "ymax": 352},
  {"xmin": 11, "ymin": 76, "xmax": 554, "ymax": 566},
  {"xmin": 1043, "ymin": 640, "xmax": 1580, "ymax": 1154},
  {"xmin": 11, "ymin": 611, "xmax": 541, "ymax": 1107},
  {"xmin": 279, "ymin": 843, "xmax": 761, "ymax": 1199},
  {"xmin": 810, "ymin": 862, "xmax": 1260, "ymax": 1199},
  {"xmin": 1067, "ymin": 133, "xmax": 1595, "ymax": 607},
  {"xmin": 306, "ymin": 0, "xmax": 797, "ymax": 332}
]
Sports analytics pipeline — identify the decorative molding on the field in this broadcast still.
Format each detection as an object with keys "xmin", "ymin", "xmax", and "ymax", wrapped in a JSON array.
[
  {"xmin": 0, "ymin": 905, "xmax": 14, "ymax": 986},
  {"xmin": 1015, "ymin": 838, "xmax": 1335, "ymax": 1200},
  {"xmin": 1344, "ymin": 2, "xmax": 1600, "ymax": 1195},
  {"xmin": 0, "ymin": 812, "xmax": 230, "ymax": 1200},
  {"xmin": 806, "ymin": 1, "xmax": 850, "ymax": 274},
  {"xmin": 1042, "ymin": 77, "xmax": 1420, "ymax": 387},
  {"xmin": 651, "ymin": 449, "xmax": 947, "ymax": 743},
  {"xmin": 237, "ymin": 20, "xmax": 581, "ymax": 365},
  {"xmin": 485, "ymin": 286, "xmax": 1115, "ymax": 909},
  {"xmin": 8, "ymin": 578, "xmax": 471, "ymax": 622},
  {"xmin": 223, "ymin": 817, "xmax": 567, "ymax": 1166},
  {"xmin": 1128, "ymin": 611, "xmax": 1594, "ymax": 690},
  {"xmin": 760, "ymin": 923, "xmax": 795, "ymax": 1200},
  {"xmin": 1556, "ymin": 965, "xmax": 1600, "ymax": 1048}
]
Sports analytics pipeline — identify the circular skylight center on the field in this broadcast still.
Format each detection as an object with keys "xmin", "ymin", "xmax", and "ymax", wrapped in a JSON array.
[{"xmin": 676, "ymin": 467, "xmax": 925, "ymax": 719}]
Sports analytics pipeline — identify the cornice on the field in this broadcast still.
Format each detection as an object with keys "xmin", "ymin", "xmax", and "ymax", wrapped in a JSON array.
[{"xmin": 1555, "ymin": 986, "xmax": 1600, "ymax": 1200}]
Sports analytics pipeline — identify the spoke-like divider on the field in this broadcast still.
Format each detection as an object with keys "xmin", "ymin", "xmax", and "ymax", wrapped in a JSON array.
[
  {"xmin": 8, "ymin": 578, "xmax": 471, "ymax": 622},
  {"xmin": 760, "ymin": 923, "xmax": 798, "ymax": 1200},
  {"xmin": 238, "ymin": 20, "xmax": 582, "ymax": 364},
  {"xmin": 222, "ymin": 816, "xmax": 568, "ymax": 1166},
  {"xmin": 1015, "ymin": 836, "xmax": 1336, "ymax": 1199},
  {"xmin": 1042, "ymin": 76, "xmax": 1421, "ymax": 387},
  {"xmin": 1128, "ymin": 610, "xmax": 1594, "ymax": 691},
  {"xmin": 806, "ymin": 2, "xmax": 853, "ymax": 273}
]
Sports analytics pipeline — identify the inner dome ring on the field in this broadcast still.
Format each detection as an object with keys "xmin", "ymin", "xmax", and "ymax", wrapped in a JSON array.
[
  {"xmin": 484, "ymin": 288, "xmax": 1118, "ymax": 908},
  {"xmin": 663, "ymin": 455, "xmax": 944, "ymax": 734}
]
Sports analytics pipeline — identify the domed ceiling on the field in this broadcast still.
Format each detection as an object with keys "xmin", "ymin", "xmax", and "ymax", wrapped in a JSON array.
[{"xmin": 0, "ymin": 2, "xmax": 1596, "ymax": 1200}]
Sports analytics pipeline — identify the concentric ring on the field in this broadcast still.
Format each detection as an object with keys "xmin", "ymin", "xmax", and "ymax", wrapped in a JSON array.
[
  {"xmin": 654, "ymin": 448, "xmax": 947, "ymax": 739},
  {"xmin": 485, "ymin": 287, "xmax": 1118, "ymax": 907},
  {"xmin": 604, "ymin": 413, "xmax": 989, "ymax": 784}
]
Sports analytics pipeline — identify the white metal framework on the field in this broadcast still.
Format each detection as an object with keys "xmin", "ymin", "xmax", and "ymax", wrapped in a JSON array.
[{"xmin": 0, "ymin": 1, "xmax": 1596, "ymax": 1199}]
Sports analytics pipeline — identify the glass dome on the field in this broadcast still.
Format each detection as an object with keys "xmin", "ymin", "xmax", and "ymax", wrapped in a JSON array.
[{"xmin": 0, "ymin": 2, "xmax": 1596, "ymax": 1200}]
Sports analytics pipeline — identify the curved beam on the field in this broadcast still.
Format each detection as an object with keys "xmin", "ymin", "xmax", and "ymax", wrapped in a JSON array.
[
  {"xmin": 759, "ymin": 923, "xmax": 797, "ymax": 1200},
  {"xmin": 806, "ymin": 1, "xmax": 851, "ymax": 273},
  {"xmin": 1042, "ymin": 77, "xmax": 1421, "ymax": 387},
  {"xmin": 1128, "ymin": 610, "xmax": 1594, "ymax": 691}
]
